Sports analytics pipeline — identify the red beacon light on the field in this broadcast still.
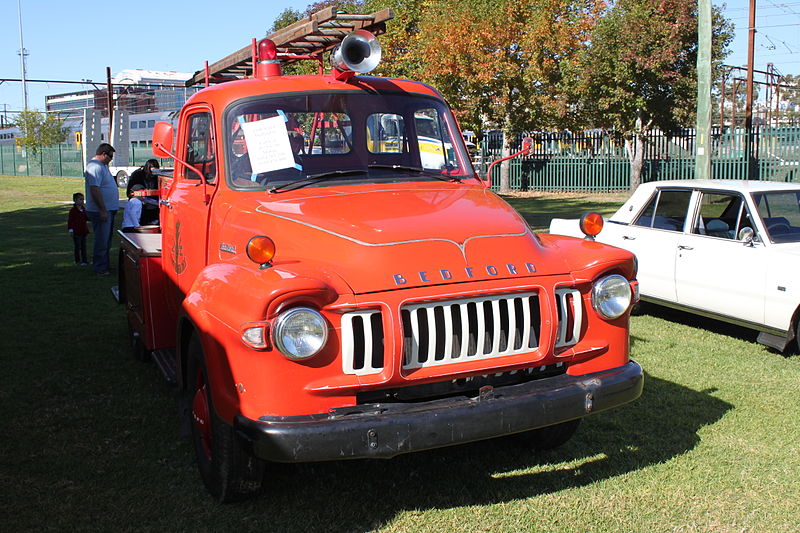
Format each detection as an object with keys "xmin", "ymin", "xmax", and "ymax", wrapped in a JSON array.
[{"xmin": 256, "ymin": 39, "xmax": 281, "ymax": 78}]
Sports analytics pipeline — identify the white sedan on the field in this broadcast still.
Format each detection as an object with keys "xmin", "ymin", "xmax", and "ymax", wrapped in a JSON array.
[{"xmin": 549, "ymin": 179, "xmax": 800, "ymax": 352}]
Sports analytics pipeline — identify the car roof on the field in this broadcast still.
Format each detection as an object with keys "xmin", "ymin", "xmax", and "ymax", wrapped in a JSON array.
[
  {"xmin": 609, "ymin": 179, "xmax": 800, "ymax": 224},
  {"xmin": 637, "ymin": 179, "xmax": 800, "ymax": 193}
]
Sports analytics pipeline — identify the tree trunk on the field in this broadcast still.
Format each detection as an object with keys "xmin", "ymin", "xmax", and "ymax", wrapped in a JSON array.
[
  {"xmin": 626, "ymin": 112, "xmax": 646, "ymax": 190},
  {"xmin": 625, "ymin": 134, "xmax": 645, "ymax": 191},
  {"xmin": 499, "ymin": 118, "xmax": 514, "ymax": 193}
]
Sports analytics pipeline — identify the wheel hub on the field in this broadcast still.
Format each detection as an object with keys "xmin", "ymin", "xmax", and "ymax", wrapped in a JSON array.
[{"xmin": 192, "ymin": 382, "xmax": 212, "ymax": 459}]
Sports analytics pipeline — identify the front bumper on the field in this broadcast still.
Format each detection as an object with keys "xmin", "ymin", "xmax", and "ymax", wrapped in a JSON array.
[{"xmin": 235, "ymin": 360, "xmax": 643, "ymax": 462}]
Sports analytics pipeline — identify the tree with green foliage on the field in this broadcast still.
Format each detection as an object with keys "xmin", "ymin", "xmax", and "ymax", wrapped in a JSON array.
[
  {"xmin": 570, "ymin": 0, "xmax": 733, "ymax": 189},
  {"xmin": 14, "ymin": 110, "xmax": 67, "ymax": 154}
]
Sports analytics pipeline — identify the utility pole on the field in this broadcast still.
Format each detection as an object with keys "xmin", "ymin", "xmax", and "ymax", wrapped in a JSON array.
[
  {"xmin": 17, "ymin": 0, "xmax": 29, "ymax": 110},
  {"xmin": 695, "ymin": 0, "xmax": 712, "ymax": 180},
  {"xmin": 745, "ymin": 0, "xmax": 757, "ymax": 179},
  {"xmin": 106, "ymin": 67, "xmax": 114, "ymax": 126}
]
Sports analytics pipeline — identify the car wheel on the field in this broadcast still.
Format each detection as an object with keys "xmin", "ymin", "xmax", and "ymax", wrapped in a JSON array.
[
  {"xmin": 117, "ymin": 171, "xmax": 128, "ymax": 189},
  {"xmin": 513, "ymin": 419, "xmax": 581, "ymax": 450},
  {"xmin": 795, "ymin": 317, "xmax": 800, "ymax": 355},
  {"xmin": 186, "ymin": 335, "xmax": 264, "ymax": 502}
]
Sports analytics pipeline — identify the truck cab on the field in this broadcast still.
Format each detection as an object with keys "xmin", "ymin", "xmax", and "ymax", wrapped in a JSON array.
[{"xmin": 119, "ymin": 12, "xmax": 642, "ymax": 502}]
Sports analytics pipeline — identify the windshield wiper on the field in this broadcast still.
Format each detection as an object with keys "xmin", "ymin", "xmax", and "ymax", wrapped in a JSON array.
[
  {"xmin": 269, "ymin": 169, "xmax": 368, "ymax": 193},
  {"xmin": 367, "ymin": 164, "xmax": 463, "ymax": 182}
]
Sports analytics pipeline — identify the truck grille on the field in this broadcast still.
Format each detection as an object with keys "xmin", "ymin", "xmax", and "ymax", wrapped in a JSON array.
[{"xmin": 342, "ymin": 292, "xmax": 543, "ymax": 375}]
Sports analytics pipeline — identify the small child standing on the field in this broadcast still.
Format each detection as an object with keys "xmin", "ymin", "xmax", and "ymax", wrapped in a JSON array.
[{"xmin": 67, "ymin": 192, "xmax": 90, "ymax": 265}]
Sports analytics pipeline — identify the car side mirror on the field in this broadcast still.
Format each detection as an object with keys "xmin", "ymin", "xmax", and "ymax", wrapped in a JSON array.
[
  {"xmin": 738, "ymin": 227, "xmax": 755, "ymax": 245},
  {"xmin": 152, "ymin": 122, "xmax": 175, "ymax": 159}
]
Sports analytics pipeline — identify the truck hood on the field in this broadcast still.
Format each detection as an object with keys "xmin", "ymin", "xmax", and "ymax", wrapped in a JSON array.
[{"xmin": 225, "ymin": 184, "xmax": 568, "ymax": 294}]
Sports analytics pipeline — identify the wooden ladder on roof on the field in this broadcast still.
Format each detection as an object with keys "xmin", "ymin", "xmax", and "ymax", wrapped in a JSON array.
[{"xmin": 186, "ymin": 7, "xmax": 394, "ymax": 87}]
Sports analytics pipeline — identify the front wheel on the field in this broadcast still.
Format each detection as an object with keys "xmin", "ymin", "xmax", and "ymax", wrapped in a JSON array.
[
  {"xmin": 186, "ymin": 336, "xmax": 264, "ymax": 502},
  {"xmin": 116, "ymin": 171, "xmax": 129, "ymax": 189},
  {"xmin": 513, "ymin": 419, "xmax": 581, "ymax": 450}
]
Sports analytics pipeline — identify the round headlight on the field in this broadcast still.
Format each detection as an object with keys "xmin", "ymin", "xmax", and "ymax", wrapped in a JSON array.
[
  {"xmin": 592, "ymin": 274, "xmax": 632, "ymax": 320},
  {"xmin": 272, "ymin": 307, "xmax": 328, "ymax": 360}
]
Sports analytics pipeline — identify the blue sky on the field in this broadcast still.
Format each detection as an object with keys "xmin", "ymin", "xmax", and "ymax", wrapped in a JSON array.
[{"xmin": 1, "ymin": 0, "xmax": 798, "ymax": 115}]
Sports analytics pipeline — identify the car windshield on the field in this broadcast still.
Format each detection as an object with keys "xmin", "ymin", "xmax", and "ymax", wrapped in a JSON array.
[
  {"xmin": 225, "ymin": 92, "xmax": 475, "ymax": 191},
  {"xmin": 752, "ymin": 190, "xmax": 800, "ymax": 243}
]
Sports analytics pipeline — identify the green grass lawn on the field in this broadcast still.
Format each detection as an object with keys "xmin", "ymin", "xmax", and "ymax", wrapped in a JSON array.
[{"xmin": 1, "ymin": 175, "xmax": 798, "ymax": 532}]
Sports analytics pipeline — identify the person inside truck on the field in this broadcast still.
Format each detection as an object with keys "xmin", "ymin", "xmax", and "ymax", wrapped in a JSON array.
[
  {"xmin": 121, "ymin": 184, "xmax": 146, "ymax": 231},
  {"xmin": 126, "ymin": 159, "xmax": 160, "ymax": 225}
]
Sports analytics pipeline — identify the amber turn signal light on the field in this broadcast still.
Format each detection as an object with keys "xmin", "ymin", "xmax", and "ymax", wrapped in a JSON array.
[
  {"xmin": 579, "ymin": 212, "xmax": 604, "ymax": 237},
  {"xmin": 246, "ymin": 236, "xmax": 276, "ymax": 265}
]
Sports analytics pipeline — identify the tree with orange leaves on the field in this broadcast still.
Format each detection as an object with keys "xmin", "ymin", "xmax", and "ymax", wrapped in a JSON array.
[{"xmin": 375, "ymin": 0, "xmax": 605, "ymax": 192}]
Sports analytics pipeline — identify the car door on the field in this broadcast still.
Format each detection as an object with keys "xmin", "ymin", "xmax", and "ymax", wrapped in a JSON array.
[
  {"xmin": 160, "ymin": 107, "xmax": 218, "ymax": 303},
  {"xmin": 674, "ymin": 190, "xmax": 767, "ymax": 325},
  {"xmin": 607, "ymin": 188, "xmax": 692, "ymax": 303}
]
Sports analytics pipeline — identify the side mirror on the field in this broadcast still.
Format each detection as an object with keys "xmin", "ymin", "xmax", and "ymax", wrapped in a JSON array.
[
  {"xmin": 521, "ymin": 136, "xmax": 533, "ymax": 156},
  {"xmin": 738, "ymin": 227, "xmax": 755, "ymax": 244},
  {"xmin": 152, "ymin": 122, "xmax": 175, "ymax": 158},
  {"xmin": 484, "ymin": 136, "xmax": 534, "ymax": 188}
]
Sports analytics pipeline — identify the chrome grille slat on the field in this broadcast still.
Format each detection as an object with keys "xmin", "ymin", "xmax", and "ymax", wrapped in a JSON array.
[
  {"xmin": 426, "ymin": 306, "xmax": 437, "ymax": 363},
  {"xmin": 458, "ymin": 303, "xmax": 469, "ymax": 359},
  {"xmin": 520, "ymin": 295, "xmax": 531, "ymax": 349}
]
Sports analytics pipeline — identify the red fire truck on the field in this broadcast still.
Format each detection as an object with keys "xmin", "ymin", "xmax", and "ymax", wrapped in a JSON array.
[{"xmin": 119, "ymin": 9, "xmax": 643, "ymax": 501}]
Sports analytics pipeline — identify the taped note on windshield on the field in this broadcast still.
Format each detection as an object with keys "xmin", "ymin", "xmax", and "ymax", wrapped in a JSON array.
[{"xmin": 240, "ymin": 115, "xmax": 296, "ymax": 174}]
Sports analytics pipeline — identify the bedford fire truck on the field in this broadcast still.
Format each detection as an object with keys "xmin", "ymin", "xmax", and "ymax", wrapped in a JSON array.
[{"xmin": 118, "ymin": 8, "xmax": 643, "ymax": 501}]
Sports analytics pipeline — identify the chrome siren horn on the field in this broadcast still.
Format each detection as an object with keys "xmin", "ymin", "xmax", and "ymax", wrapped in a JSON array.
[{"xmin": 330, "ymin": 30, "xmax": 382, "ymax": 74}]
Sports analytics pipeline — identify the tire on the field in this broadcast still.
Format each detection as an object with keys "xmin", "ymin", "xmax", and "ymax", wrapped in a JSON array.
[
  {"xmin": 794, "ymin": 317, "xmax": 800, "ymax": 355},
  {"xmin": 116, "ymin": 171, "xmax": 128, "ymax": 189},
  {"xmin": 186, "ymin": 336, "xmax": 264, "ymax": 502},
  {"xmin": 513, "ymin": 419, "xmax": 581, "ymax": 450}
]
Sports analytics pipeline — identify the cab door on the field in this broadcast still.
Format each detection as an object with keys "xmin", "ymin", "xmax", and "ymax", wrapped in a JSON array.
[{"xmin": 160, "ymin": 107, "xmax": 218, "ymax": 302}]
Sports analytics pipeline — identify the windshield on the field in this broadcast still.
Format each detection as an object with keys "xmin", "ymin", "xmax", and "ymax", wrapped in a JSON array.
[
  {"xmin": 225, "ymin": 92, "xmax": 475, "ymax": 191},
  {"xmin": 753, "ymin": 190, "xmax": 800, "ymax": 243}
]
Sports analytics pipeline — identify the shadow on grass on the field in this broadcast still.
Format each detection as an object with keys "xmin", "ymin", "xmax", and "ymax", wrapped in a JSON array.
[
  {"xmin": 636, "ymin": 301, "xmax": 761, "ymax": 346},
  {"xmin": 503, "ymin": 194, "xmax": 626, "ymax": 232},
  {"xmin": 231, "ymin": 372, "xmax": 730, "ymax": 532}
]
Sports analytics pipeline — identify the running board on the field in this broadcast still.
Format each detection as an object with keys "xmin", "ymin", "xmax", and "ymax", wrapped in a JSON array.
[{"xmin": 152, "ymin": 348, "xmax": 178, "ymax": 386}]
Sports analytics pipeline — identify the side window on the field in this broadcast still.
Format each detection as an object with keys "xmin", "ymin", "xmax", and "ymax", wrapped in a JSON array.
[
  {"xmin": 415, "ymin": 108, "xmax": 457, "ymax": 171},
  {"xmin": 693, "ymin": 193, "xmax": 743, "ymax": 239},
  {"xmin": 184, "ymin": 112, "xmax": 216, "ymax": 182},
  {"xmin": 633, "ymin": 189, "xmax": 691, "ymax": 231}
]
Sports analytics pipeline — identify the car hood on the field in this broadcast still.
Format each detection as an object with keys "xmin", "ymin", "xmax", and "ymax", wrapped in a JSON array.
[
  {"xmin": 771, "ymin": 241, "xmax": 800, "ymax": 255},
  {"xmin": 224, "ymin": 184, "xmax": 572, "ymax": 294}
]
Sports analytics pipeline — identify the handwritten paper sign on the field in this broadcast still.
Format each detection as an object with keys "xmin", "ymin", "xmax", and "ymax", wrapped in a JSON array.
[{"xmin": 240, "ymin": 115, "xmax": 296, "ymax": 174}]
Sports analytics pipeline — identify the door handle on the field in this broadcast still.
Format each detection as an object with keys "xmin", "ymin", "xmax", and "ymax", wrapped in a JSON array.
[
  {"xmin": 678, "ymin": 245, "xmax": 693, "ymax": 250},
  {"xmin": 160, "ymin": 199, "xmax": 172, "ymax": 209},
  {"xmin": 622, "ymin": 235, "xmax": 636, "ymax": 240}
]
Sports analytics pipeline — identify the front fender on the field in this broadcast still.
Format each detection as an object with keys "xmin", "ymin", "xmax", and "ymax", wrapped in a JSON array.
[{"xmin": 181, "ymin": 262, "xmax": 348, "ymax": 422}]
